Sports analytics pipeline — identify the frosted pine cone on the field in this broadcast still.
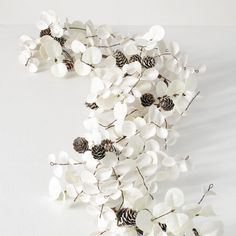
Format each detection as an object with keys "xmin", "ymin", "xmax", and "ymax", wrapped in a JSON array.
[
  {"xmin": 40, "ymin": 28, "xmax": 51, "ymax": 37},
  {"xmin": 160, "ymin": 97, "xmax": 175, "ymax": 111},
  {"xmin": 73, "ymin": 137, "xmax": 89, "ymax": 153},
  {"xmin": 129, "ymin": 54, "xmax": 142, "ymax": 64},
  {"xmin": 114, "ymin": 50, "xmax": 128, "ymax": 68},
  {"xmin": 54, "ymin": 37, "xmax": 67, "ymax": 46},
  {"xmin": 91, "ymin": 145, "xmax": 106, "ymax": 160},
  {"xmin": 101, "ymin": 139, "xmax": 116, "ymax": 152},
  {"xmin": 193, "ymin": 228, "xmax": 200, "ymax": 236},
  {"xmin": 142, "ymin": 56, "xmax": 156, "ymax": 68},
  {"xmin": 85, "ymin": 102, "xmax": 99, "ymax": 110},
  {"xmin": 159, "ymin": 223, "xmax": 167, "ymax": 232},
  {"xmin": 63, "ymin": 59, "xmax": 74, "ymax": 70},
  {"xmin": 117, "ymin": 208, "xmax": 137, "ymax": 227},
  {"xmin": 140, "ymin": 93, "xmax": 155, "ymax": 107}
]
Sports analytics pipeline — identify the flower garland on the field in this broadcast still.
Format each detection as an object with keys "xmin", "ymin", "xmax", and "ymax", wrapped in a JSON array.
[{"xmin": 19, "ymin": 11, "xmax": 223, "ymax": 236}]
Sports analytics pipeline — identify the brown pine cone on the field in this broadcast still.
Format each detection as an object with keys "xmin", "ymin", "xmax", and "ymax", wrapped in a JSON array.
[
  {"xmin": 85, "ymin": 102, "xmax": 99, "ymax": 110},
  {"xmin": 193, "ymin": 228, "xmax": 200, "ymax": 236},
  {"xmin": 140, "ymin": 93, "xmax": 155, "ymax": 107},
  {"xmin": 159, "ymin": 223, "xmax": 167, "ymax": 232},
  {"xmin": 114, "ymin": 50, "xmax": 128, "ymax": 68},
  {"xmin": 63, "ymin": 59, "xmax": 74, "ymax": 71},
  {"xmin": 54, "ymin": 37, "xmax": 67, "ymax": 46},
  {"xmin": 73, "ymin": 137, "xmax": 89, "ymax": 153},
  {"xmin": 129, "ymin": 54, "xmax": 142, "ymax": 64},
  {"xmin": 142, "ymin": 56, "xmax": 156, "ymax": 68},
  {"xmin": 160, "ymin": 97, "xmax": 175, "ymax": 111},
  {"xmin": 117, "ymin": 208, "xmax": 137, "ymax": 227},
  {"xmin": 40, "ymin": 28, "xmax": 51, "ymax": 37},
  {"xmin": 101, "ymin": 139, "xmax": 116, "ymax": 152},
  {"xmin": 91, "ymin": 145, "xmax": 106, "ymax": 160}
]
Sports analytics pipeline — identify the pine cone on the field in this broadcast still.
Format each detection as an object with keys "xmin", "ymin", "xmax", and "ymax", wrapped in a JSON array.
[
  {"xmin": 91, "ymin": 145, "xmax": 106, "ymax": 160},
  {"xmin": 63, "ymin": 59, "xmax": 74, "ymax": 70},
  {"xmin": 117, "ymin": 208, "xmax": 137, "ymax": 227},
  {"xmin": 85, "ymin": 102, "xmax": 99, "ymax": 110},
  {"xmin": 129, "ymin": 54, "xmax": 142, "ymax": 64},
  {"xmin": 114, "ymin": 50, "xmax": 128, "ymax": 68},
  {"xmin": 40, "ymin": 28, "xmax": 51, "ymax": 37},
  {"xmin": 159, "ymin": 223, "xmax": 167, "ymax": 232},
  {"xmin": 140, "ymin": 93, "xmax": 155, "ymax": 107},
  {"xmin": 73, "ymin": 137, "xmax": 89, "ymax": 153},
  {"xmin": 160, "ymin": 97, "xmax": 175, "ymax": 111},
  {"xmin": 193, "ymin": 228, "xmax": 200, "ymax": 236},
  {"xmin": 54, "ymin": 37, "xmax": 67, "ymax": 46},
  {"xmin": 101, "ymin": 139, "xmax": 116, "ymax": 152},
  {"xmin": 142, "ymin": 56, "xmax": 156, "ymax": 68}
]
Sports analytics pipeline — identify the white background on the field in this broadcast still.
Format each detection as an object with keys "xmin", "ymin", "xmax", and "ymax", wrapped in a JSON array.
[
  {"xmin": 0, "ymin": 1, "xmax": 236, "ymax": 236},
  {"xmin": 1, "ymin": 0, "xmax": 236, "ymax": 25}
]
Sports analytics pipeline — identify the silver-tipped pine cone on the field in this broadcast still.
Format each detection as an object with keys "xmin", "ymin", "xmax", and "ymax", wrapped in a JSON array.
[
  {"xmin": 114, "ymin": 50, "xmax": 128, "ymax": 68},
  {"xmin": 140, "ymin": 93, "xmax": 155, "ymax": 107},
  {"xmin": 91, "ymin": 144, "xmax": 106, "ymax": 160},
  {"xmin": 85, "ymin": 102, "xmax": 99, "ymax": 110},
  {"xmin": 63, "ymin": 59, "xmax": 74, "ymax": 70},
  {"xmin": 129, "ymin": 54, "xmax": 142, "ymax": 64},
  {"xmin": 73, "ymin": 137, "xmax": 89, "ymax": 153},
  {"xmin": 117, "ymin": 208, "xmax": 138, "ymax": 227},
  {"xmin": 160, "ymin": 97, "xmax": 175, "ymax": 111},
  {"xmin": 142, "ymin": 56, "xmax": 156, "ymax": 68}
]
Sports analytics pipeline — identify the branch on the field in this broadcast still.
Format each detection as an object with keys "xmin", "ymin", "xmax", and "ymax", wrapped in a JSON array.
[
  {"xmin": 136, "ymin": 167, "xmax": 154, "ymax": 200},
  {"xmin": 181, "ymin": 91, "xmax": 200, "ymax": 116},
  {"xmin": 198, "ymin": 184, "xmax": 214, "ymax": 204}
]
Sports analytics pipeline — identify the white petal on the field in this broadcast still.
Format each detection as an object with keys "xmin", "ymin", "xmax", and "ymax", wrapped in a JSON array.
[
  {"xmin": 153, "ymin": 203, "xmax": 172, "ymax": 218},
  {"xmin": 144, "ymin": 25, "xmax": 165, "ymax": 41},
  {"xmin": 81, "ymin": 170, "xmax": 97, "ymax": 183},
  {"xmin": 185, "ymin": 77, "xmax": 198, "ymax": 91},
  {"xmin": 65, "ymin": 184, "xmax": 78, "ymax": 198},
  {"xmin": 91, "ymin": 77, "xmax": 104, "ymax": 94},
  {"xmin": 82, "ymin": 47, "xmax": 102, "ymax": 65},
  {"xmin": 97, "ymin": 25, "xmax": 111, "ymax": 39},
  {"xmin": 83, "ymin": 183, "xmax": 100, "ymax": 195},
  {"xmin": 74, "ymin": 59, "xmax": 91, "ymax": 76},
  {"xmin": 44, "ymin": 40, "xmax": 62, "ymax": 58},
  {"xmin": 156, "ymin": 81, "xmax": 168, "ymax": 97},
  {"xmin": 199, "ymin": 205, "xmax": 216, "ymax": 217},
  {"xmin": 122, "ymin": 121, "xmax": 136, "ymax": 137},
  {"xmin": 49, "ymin": 177, "xmax": 62, "ymax": 200},
  {"xmin": 142, "ymin": 68, "xmax": 159, "ymax": 80},
  {"xmin": 165, "ymin": 188, "xmax": 185, "ymax": 208},
  {"xmin": 140, "ymin": 124, "xmax": 156, "ymax": 139},
  {"xmin": 167, "ymin": 80, "xmax": 185, "ymax": 96},
  {"xmin": 162, "ymin": 156, "xmax": 176, "ymax": 167},
  {"xmin": 169, "ymin": 41, "xmax": 180, "ymax": 55},
  {"xmin": 145, "ymin": 139, "xmax": 160, "ymax": 152},
  {"xmin": 156, "ymin": 127, "xmax": 168, "ymax": 139},
  {"xmin": 136, "ymin": 210, "xmax": 153, "ymax": 233},
  {"xmin": 71, "ymin": 40, "xmax": 86, "ymax": 53},
  {"xmin": 27, "ymin": 61, "xmax": 38, "ymax": 73},
  {"xmin": 148, "ymin": 105, "xmax": 164, "ymax": 126},
  {"xmin": 51, "ymin": 63, "xmax": 67, "ymax": 78},
  {"xmin": 114, "ymin": 102, "xmax": 127, "ymax": 121}
]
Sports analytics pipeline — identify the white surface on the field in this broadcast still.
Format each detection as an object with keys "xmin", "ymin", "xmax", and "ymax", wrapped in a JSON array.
[
  {"xmin": 1, "ymin": 0, "xmax": 236, "ymax": 25},
  {"xmin": 0, "ymin": 25, "xmax": 236, "ymax": 235}
]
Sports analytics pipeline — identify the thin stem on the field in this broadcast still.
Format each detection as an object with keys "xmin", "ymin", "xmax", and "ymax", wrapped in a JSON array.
[
  {"xmin": 136, "ymin": 167, "xmax": 154, "ymax": 200},
  {"xmin": 99, "ymin": 204, "xmax": 104, "ymax": 218},
  {"xmin": 74, "ymin": 190, "xmax": 83, "ymax": 202},
  {"xmin": 151, "ymin": 209, "xmax": 175, "ymax": 221},
  {"xmin": 198, "ymin": 184, "xmax": 214, "ymax": 204},
  {"xmin": 181, "ymin": 91, "xmax": 200, "ymax": 116},
  {"xmin": 50, "ymin": 161, "xmax": 84, "ymax": 166}
]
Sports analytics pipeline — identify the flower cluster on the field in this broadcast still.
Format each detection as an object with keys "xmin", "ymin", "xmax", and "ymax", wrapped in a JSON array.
[{"xmin": 20, "ymin": 11, "xmax": 222, "ymax": 236}]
